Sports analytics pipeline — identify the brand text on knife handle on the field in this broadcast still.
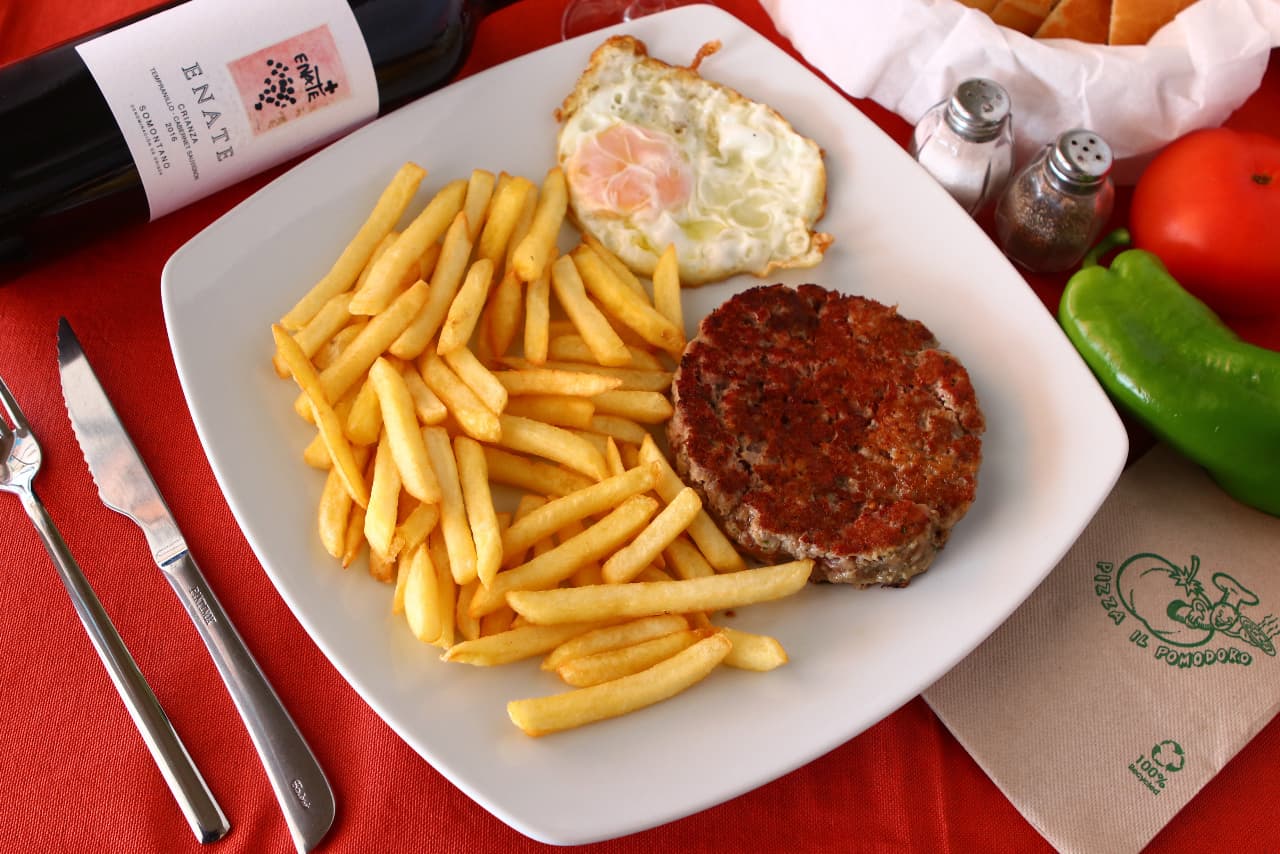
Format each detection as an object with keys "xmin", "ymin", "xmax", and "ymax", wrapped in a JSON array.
[{"xmin": 189, "ymin": 584, "xmax": 218, "ymax": 626}]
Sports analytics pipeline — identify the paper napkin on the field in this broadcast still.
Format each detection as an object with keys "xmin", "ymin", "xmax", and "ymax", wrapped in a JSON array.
[{"xmin": 923, "ymin": 445, "xmax": 1280, "ymax": 853}]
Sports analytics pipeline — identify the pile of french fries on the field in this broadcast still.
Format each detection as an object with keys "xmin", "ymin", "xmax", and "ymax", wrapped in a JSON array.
[{"xmin": 271, "ymin": 161, "xmax": 810, "ymax": 737}]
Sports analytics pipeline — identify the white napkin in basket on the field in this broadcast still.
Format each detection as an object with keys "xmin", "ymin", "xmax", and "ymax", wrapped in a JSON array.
[{"xmin": 760, "ymin": 0, "xmax": 1280, "ymax": 181}]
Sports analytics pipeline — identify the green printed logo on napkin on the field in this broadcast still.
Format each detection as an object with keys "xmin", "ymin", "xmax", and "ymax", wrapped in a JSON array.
[
  {"xmin": 1094, "ymin": 554, "xmax": 1278, "ymax": 666},
  {"xmin": 924, "ymin": 445, "xmax": 1280, "ymax": 854}
]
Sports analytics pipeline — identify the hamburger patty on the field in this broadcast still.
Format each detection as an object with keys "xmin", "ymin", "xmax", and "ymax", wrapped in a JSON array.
[{"xmin": 668, "ymin": 284, "xmax": 984, "ymax": 586}]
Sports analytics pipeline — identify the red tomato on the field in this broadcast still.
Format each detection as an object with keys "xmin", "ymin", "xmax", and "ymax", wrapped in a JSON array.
[{"xmin": 1130, "ymin": 128, "xmax": 1280, "ymax": 317}]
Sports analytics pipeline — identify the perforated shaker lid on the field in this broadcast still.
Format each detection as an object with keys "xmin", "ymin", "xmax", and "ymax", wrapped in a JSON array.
[
  {"xmin": 1048, "ymin": 129, "xmax": 1113, "ymax": 186},
  {"xmin": 945, "ymin": 79, "xmax": 1011, "ymax": 142}
]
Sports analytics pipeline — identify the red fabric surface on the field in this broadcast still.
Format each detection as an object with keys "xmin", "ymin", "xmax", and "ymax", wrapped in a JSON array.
[{"xmin": 2, "ymin": 1, "xmax": 1278, "ymax": 852}]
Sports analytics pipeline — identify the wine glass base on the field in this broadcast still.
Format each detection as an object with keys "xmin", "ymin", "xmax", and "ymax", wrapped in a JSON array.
[{"xmin": 561, "ymin": 0, "xmax": 708, "ymax": 41}]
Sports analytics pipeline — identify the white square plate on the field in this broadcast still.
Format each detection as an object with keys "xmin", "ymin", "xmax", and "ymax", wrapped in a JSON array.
[{"xmin": 162, "ymin": 5, "xmax": 1127, "ymax": 845}]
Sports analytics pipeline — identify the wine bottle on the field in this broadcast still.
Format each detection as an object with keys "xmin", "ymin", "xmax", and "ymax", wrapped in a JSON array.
[{"xmin": 0, "ymin": 0, "xmax": 517, "ymax": 281}]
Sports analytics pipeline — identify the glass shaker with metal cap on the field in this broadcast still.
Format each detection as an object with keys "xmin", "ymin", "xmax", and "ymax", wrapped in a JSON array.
[
  {"xmin": 995, "ymin": 129, "xmax": 1116, "ymax": 273},
  {"xmin": 909, "ymin": 78, "xmax": 1014, "ymax": 215}
]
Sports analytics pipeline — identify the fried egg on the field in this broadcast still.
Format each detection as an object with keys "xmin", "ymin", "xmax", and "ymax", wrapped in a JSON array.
[{"xmin": 556, "ymin": 36, "xmax": 831, "ymax": 286}]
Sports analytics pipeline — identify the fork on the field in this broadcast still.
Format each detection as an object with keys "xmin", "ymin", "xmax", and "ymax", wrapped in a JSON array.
[{"xmin": 0, "ymin": 376, "xmax": 230, "ymax": 844}]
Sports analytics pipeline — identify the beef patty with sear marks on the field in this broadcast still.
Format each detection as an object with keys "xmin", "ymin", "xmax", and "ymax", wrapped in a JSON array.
[{"xmin": 668, "ymin": 284, "xmax": 984, "ymax": 586}]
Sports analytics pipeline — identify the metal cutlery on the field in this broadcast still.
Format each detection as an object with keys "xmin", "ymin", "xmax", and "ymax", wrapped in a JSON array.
[
  {"xmin": 56, "ymin": 319, "xmax": 335, "ymax": 853},
  {"xmin": 0, "ymin": 374, "xmax": 229, "ymax": 844}
]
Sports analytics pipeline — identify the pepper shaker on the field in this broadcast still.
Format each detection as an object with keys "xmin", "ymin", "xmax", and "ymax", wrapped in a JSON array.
[
  {"xmin": 995, "ymin": 129, "xmax": 1115, "ymax": 273},
  {"xmin": 909, "ymin": 78, "xmax": 1014, "ymax": 215}
]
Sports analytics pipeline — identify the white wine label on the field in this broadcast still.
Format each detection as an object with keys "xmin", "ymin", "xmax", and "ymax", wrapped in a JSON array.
[{"xmin": 77, "ymin": 0, "xmax": 377, "ymax": 219}]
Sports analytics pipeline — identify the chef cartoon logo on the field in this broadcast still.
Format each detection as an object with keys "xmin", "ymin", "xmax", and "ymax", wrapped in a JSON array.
[
  {"xmin": 226, "ymin": 25, "xmax": 351, "ymax": 135},
  {"xmin": 1092, "ymin": 553, "xmax": 1278, "ymax": 667}
]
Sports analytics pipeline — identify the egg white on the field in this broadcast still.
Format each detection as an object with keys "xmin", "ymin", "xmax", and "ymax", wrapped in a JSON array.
[{"xmin": 557, "ymin": 38, "xmax": 830, "ymax": 286}]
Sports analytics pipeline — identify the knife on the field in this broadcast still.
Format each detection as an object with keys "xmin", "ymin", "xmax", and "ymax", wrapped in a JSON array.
[{"xmin": 56, "ymin": 318, "xmax": 335, "ymax": 853}]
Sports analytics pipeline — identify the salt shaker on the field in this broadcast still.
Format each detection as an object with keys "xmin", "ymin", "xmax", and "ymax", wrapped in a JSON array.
[
  {"xmin": 909, "ymin": 78, "xmax": 1014, "ymax": 215},
  {"xmin": 995, "ymin": 129, "xmax": 1115, "ymax": 273}
]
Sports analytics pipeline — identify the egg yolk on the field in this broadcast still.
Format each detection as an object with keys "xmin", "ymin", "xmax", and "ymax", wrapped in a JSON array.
[{"xmin": 566, "ymin": 123, "xmax": 692, "ymax": 219}]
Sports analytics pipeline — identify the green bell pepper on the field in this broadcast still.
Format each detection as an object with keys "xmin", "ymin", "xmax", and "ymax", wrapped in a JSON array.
[{"xmin": 1059, "ymin": 230, "xmax": 1280, "ymax": 517}]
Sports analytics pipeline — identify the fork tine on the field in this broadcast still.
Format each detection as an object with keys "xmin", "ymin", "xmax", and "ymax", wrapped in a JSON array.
[{"xmin": 0, "ymin": 376, "xmax": 30, "ymax": 433}]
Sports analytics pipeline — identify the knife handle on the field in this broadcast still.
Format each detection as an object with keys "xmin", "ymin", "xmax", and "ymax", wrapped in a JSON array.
[
  {"xmin": 162, "ymin": 552, "xmax": 335, "ymax": 853},
  {"xmin": 19, "ymin": 490, "xmax": 230, "ymax": 844}
]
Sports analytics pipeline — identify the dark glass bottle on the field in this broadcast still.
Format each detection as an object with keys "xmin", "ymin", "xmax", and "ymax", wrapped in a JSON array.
[{"xmin": 0, "ymin": 0, "xmax": 516, "ymax": 280}]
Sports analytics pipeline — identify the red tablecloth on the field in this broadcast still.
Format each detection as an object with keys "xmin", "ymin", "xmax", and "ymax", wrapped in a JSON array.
[{"xmin": 2, "ymin": 2, "xmax": 1278, "ymax": 852}]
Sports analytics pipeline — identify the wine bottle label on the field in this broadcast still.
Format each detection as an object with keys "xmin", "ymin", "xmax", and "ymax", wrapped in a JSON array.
[{"xmin": 77, "ymin": 0, "xmax": 377, "ymax": 220}]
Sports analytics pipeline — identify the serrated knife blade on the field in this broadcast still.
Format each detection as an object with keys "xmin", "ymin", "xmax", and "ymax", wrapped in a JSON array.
[{"xmin": 57, "ymin": 318, "xmax": 335, "ymax": 853}]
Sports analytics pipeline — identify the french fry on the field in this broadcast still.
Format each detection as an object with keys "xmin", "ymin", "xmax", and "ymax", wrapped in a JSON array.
[
  {"xmin": 442, "ymin": 621, "xmax": 601, "ymax": 666},
  {"xmin": 438, "ymin": 258, "xmax": 495, "ymax": 354},
  {"xmin": 494, "ymin": 414, "xmax": 608, "ymax": 481},
  {"xmin": 549, "ymin": 255, "xmax": 631, "ymax": 367},
  {"xmin": 318, "ymin": 465, "xmax": 352, "ymax": 559},
  {"xmin": 453, "ymin": 436, "xmax": 502, "ymax": 588},
  {"xmin": 557, "ymin": 628, "xmax": 707, "ymax": 688},
  {"xmin": 524, "ymin": 267, "xmax": 551, "ymax": 365},
  {"xmin": 480, "ymin": 606, "xmax": 517, "ymax": 637},
  {"xmin": 356, "ymin": 232, "xmax": 397, "ymax": 293},
  {"xmin": 652, "ymin": 243, "xmax": 683, "ymax": 333},
  {"xmin": 477, "ymin": 174, "xmax": 535, "ymax": 266},
  {"xmin": 272, "ymin": 325, "xmax": 369, "ymax": 508},
  {"xmin": 404, "ymin": 544, "xmax": 442, "ymax": 643},
  {"xmin": 591, "ymin": 390, "xmax": 673, "ymax": 424},
  {"xmin": 305, "ymin": 383, "xmax": 360, "ymax": 467},
  {"xmin": 581, "ymin": 232, "xmax": 647, "ymax": 298},
  {"xmin": 604, "ymin": 437, "xmax": 626, "ymax": 478},
  {"xmin": 395, "ymin": 501, "xmax": 441, "ymax": 554},
  {"xmin": 369, "ymin": 545, "xmax": 397, "ymax": 584},
  {"xmin": 559, "ymin": 518, "xmax": 606, "ymax": 586},
  {"xmin": 504, "ymin": 182, "xmax": 539, "ymax": 279},
  {"xmin": 547, "ymin": 335, "xmax": 663, "ymax": 370},
  {"xmin": 619, "ymin": 441, "xmax": 641, "ymax": 469},
  {"xmin": 365, "ymin": 430, "xmax": 402, "ymax": 558},
  {"xmin": 469, "ymin": 495, "xmax": 659, "ymax": 618},
  {"xmin": 273, "ymin": 292, "xmax": 353, "ymax": 377},
  {"xmin": 443, "ymin": 347, "xmax": 507, "ymax": 414},
  {"xmin": 351, "ymin": 178, "xmax": 467, "ymax": 316},
  {"xmin": 342, "ymin": 504, "xmax": 367, "ymax": 568},
  {"xmin": 509, "ymin": 358, "xmax": 673, "ymax": 393},
  {"xmin": 401, "ymin": 363, "xmax": 448, "ymax": 425},
  {"xmin": 428, "ymin": 529, "xmax": 457, "ymax": 648},
  {"xmin": 418, "ymin": 242, "xmax": 442, "ymax": 281},
  {"xmin": 388, "ymin": 211, "xmax": 473, "ymax": 359},
  {"xmin": 370, "ymin": 357, "xmax": 442, "ymax": 503},
  {"xmin": 392, "ymin": 549, "xmax": 410, "ymax": 614},
  {"xmin": 455, "ymin": 579, "xmax": 481, "ymax": 642},
  {"xmin": 542, "ymin": 614, "xmax": 689, "ymax": 671},
  {"xmin": 509, "ymin": 560, "xmax": 813, "ymax": 624},
  {"xmin": 295, "ymin": 280, "xmax": 430, "ymax": 418},
  {"xmin": 499, "ymin": 463, "xmax": 658, "ymax": 562},
  {"xmin": 639, "ymin": 435, "xmax": 747, "ymax": 573},
  {"xmin": 422, "ymin": 426, "xmax": 478, "ymax": 585},
  {"xmin": 281, "ymin": 162, "xmax": 425, "ymax": 329},
  {"xmin": 512, "ymin": 167, "xmax": 567, "ymax": 283},
  {"xmin": 663, "ymin": 534, "xmax": 715, "ymax": 580},
  {"xmin": 719, "ymin": 626, "xmax": 789, "ymax": 671},
  {"xmin": 313, "ymin": 318, "xmax": 367, "ymax": 372},
  {"xmin": 486, "ymin": 269, "xmax": 524, "ymax": 357},
  {"xmin": 602, "ymin": 486, "xmax": 701, "ymax": 584},
  {"xmin": 587, "ymin": 414, "xmax": 650, "ymax": 446},
  {"xmin": 462, "ymin": 168, "xmax": 496, "ymax": 242},
  {"xmin": 345, "ymin": 373, "xmax": 383, "ymax": 446},
  {"xmin": 482, "ymin": 447, "xmax": 593, "ymax": 496},
  {"xmin": 502, "ymin": 395, "xmax": 594, "ymax": 430},
  {"xmin": 419, "ymin": 351, "xmax": 502, "ymax": 442},
  {"xmin": 571, "ymin": 244, "xmax": 685, "ymax": 355},
  {"xmin": 506, "ymin": 632, "xmax": 731, "ymax": 737},
  {"xmin": 494, "ymin": 367, "xmax": 621, "ymax": 398}
]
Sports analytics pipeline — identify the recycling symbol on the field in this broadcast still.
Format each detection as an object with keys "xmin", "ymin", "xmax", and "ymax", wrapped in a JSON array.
[{"xmin": 1151, "ymin": 740, "xmax": 1185, "ymax": 773}]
